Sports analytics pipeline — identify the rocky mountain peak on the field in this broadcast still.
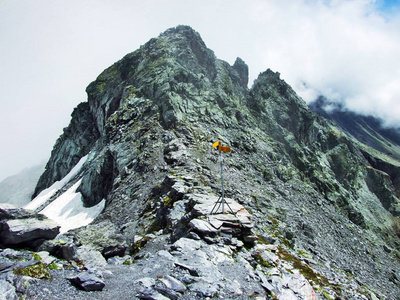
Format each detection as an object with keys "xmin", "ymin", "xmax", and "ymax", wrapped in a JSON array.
[
  {"xmin": 15, "ymin": 25, "xmax": 400, "ymax": 299},
  {"xmin": 232, "ymin": 57, "xmax": 249, "ymax": 88}
]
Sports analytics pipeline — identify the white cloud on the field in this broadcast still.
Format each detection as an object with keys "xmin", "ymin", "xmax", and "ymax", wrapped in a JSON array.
[
  {"xmin": 0, "ymin": 0, "xmax": 400, "ymax": 181},
  {"xmin": 245, "ymin": 0, "xmax": 400, "ymax": 126}
]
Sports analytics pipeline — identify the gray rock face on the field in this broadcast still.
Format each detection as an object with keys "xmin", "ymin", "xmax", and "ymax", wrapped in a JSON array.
[{"xmin": 26, "ymin": 25, "xmax": 400, "ymax": 299}]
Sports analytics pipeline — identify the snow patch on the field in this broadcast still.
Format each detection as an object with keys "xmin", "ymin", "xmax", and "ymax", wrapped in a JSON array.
[
  {"xmin": 25, "ymin": 155, "xmax": 88, "ymax": 211},
  {"xmin": 23, "ymin": 154, "xmax": 104, "ymax": 233},
  {"xmin": 40, "ymin": 179, "xmax": 105, "ymax": 233}
]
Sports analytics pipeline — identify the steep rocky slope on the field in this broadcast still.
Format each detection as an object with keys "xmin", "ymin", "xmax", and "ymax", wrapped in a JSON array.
[{"xmin": 19, "ymin": 25, "xmax": 400, "ymax": 298}]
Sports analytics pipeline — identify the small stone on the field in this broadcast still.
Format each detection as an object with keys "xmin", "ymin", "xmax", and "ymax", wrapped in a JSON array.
[
  {"xmin": 244, "ymin": 235, "xmax": 258, "ymax": 244},
  {"xmin": 102, "ymin": 244, "xmax": 127, "ymax": 259},
  {"xmin": 136, "ymin": 277, "xmax": 156, "ymax": 288},
  {"xmin": 189, "ymin": 280, "xmax": 218, "ymax": 297},
  {"xmin": 68, "ymin": 272, "xmax": 105, "ymax": 291},
  {"xmin": 383, "ymin": 245, "xmax": 392, "ymax": 253},
  {"xmin": 174, "ymin": 262, "xmax": 200, "ymax": 277},
  {"xmin": 137, "ymin": 288, "xmax": 170, "ymax": 300},
  {"xmin": 107, "ymin": 256, "xmax": 125, "ymax": 265},
  {"xmin": 154, "ymin": 286, "xmax": 179, "ymax": 300},
  {"xmin": 35, "ymin": 251, "xmax": 56, "ymax": 265},
  {"xmin": 203, "ymin": 236, "xmax": 218, "ymax": 244}
]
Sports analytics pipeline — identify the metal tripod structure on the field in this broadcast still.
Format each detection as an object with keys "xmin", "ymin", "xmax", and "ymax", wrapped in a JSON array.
[{"xmin": 210, "ymin": 142, "xmax": 234, "ymax": 215}]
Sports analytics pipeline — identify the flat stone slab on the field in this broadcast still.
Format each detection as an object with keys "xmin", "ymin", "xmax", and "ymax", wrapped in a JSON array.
[
  {"xmin": 207, "ymin": 212, "xmax": 253, "ymax": 230},
  {"xmin": 185, "ymin": 194, "xmax": 246, "ymax": 216},
  {"xmin": 189, "ymin": 218, "xmax": 218, "ymax": 235}
]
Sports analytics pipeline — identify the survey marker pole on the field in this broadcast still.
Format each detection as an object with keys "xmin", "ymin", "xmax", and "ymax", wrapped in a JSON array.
[
  {"xmin": 210, "ymin": 141, "xmax": 234, "ymax": 214},
  {"xmin": 220, "ymin": 149, "xmax": 225, "ymax": 213}
]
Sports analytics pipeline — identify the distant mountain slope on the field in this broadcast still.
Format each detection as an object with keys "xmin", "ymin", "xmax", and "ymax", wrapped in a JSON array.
[
  {"xmin": 309, "ymin": 96, "xmax": 400, "ymax": 160},
  {"xmin": 0, "ymin": 162, "xmax": 45, "ymax": 207}
]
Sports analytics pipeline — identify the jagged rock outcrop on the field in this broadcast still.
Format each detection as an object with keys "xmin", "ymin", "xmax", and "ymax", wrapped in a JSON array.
[{"xmin": 23, "ymin": 25, "xmax": 400, "ymax": 298}]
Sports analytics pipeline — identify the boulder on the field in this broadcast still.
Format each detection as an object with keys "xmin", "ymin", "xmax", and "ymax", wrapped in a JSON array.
[
  {"xmin": 76, "ymin": 245, "xmax": 107, "ymax": 268},
  {"xmin": 102, "ymin": 244, "xmax": 127, "ymax": 259},
  {"xmin": 68, "ymin": 271, "xmax": 105, "ymax": 291},
  {"xmin": 56, "ymin": 243, "xmax": 78, "ymax": 261},
  {"xmin": 0, "ymin": 218, "xmax": 60, "ymax": 247}
]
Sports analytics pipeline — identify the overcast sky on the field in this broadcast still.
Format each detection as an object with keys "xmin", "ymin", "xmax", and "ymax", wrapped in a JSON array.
[{"xmin": 1, "ymin": 0, "xmax": 400, "ymax": 182}]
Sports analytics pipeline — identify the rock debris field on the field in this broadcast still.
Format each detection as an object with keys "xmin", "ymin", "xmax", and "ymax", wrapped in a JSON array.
[{"xmin": 1, "ymin": 195, "xmax": 318, "ymax": 299}]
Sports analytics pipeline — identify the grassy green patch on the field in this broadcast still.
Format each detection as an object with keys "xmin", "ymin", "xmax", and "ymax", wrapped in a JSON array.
[
  {"xmin": 32, "ymin": 253, "xmax": 42, "ymax": 261},
  {"xmin": 48, "ymin": 262, "xmax": 60, "ymax": 270},
  {"xmin": 14, "ymin": 263, "xmax": 51, "ymax": 279}
]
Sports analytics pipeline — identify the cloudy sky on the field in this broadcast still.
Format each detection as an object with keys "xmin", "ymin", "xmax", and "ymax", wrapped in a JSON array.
[{"xmin": 1, "ymin": 0, "xmax": 400, "ymax": 182}]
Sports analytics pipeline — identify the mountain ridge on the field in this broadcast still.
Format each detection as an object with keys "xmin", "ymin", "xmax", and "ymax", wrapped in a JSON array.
[{"xmin": 5, "ymin": 25, "xmax": 400, "ymax": 299}]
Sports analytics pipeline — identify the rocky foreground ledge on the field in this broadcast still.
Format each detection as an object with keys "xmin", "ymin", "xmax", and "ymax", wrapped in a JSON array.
[
  {"xmin": 0, "ymin": 195, "xmax": 327, "ymax": 299},
  {"xmin": 0, "ymin": 203, "xmax": 60, "ymax": 248}
]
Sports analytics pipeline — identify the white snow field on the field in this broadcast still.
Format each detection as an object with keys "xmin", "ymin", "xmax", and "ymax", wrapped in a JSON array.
[{"xmin": 24, "ymin": 155, "xmax": 105, "ymax": 233}]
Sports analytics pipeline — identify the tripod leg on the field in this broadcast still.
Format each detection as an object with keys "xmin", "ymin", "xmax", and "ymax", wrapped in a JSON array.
[
  {"xmin": 210, "ymin": 196, "xmax": 222, "ymax": 215},
  {"xmin": 223, "ymin": 198, "xmax": 235, "ymax": 214}
]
